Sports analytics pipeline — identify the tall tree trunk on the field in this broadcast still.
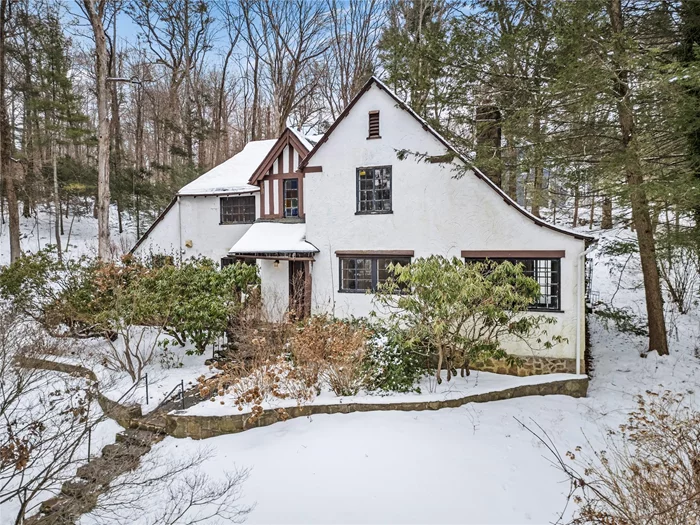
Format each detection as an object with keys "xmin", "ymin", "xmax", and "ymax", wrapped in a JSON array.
[
  {"xmin": 84, "ymin": 0, "xmax": 111, "ymax": 260},
  {"xmin": 52, "ymin": 149, "xmax": 62, "ymax": 262},
  {"xmin": 609, "ymin": 0, "xmax": 668, "ymax": 356},
  {"xmin": 572, "ymin": 185, "xmax": 580, "ymax": 227},
  {"xmin": 601, "ymin": 196, "xmax": 613, "ymax": 229},
  {"xmin": 0, "ymin": 0, "xmax": 20, "ymax": 262}
]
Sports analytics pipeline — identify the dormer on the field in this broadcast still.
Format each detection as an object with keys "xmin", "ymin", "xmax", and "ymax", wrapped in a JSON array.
[{"xmin": 248, "ymin": 128, "xmax": 313, "ymax": 220}]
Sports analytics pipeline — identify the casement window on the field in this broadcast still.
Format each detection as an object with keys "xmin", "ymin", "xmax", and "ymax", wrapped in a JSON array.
[
  {"xmin": 283, "ymin": 179, "xmax": 299, "ymax": 217},
  {"xmin": 464, "ymin": 257, "xmax": 561, "ymax": 311},
  {"xmin": 339, "ymin": 256, "xmax": 411, "ymax": 292},
  {"xmin": 368, "ymin": 110, "xmax": 380, "ymax": 139},
  {"xmin": 220, "ymin": 195, "xmax": 255, "ymax": 224},
  {"xmin": 357, "ymin": 166, "xmax": 392, "ymax": 213}
]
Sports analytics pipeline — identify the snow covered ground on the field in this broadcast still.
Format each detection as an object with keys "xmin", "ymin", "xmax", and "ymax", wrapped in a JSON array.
[
  {"xmin": 2, "ymin": 210, "xmax": 699, "ymax": 524},
  {"xmin": 0, "ymin": 203, "xmax": 136, "ymax": 266}
]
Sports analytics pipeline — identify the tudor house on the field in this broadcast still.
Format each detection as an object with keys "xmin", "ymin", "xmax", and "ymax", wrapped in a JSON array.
[{"xmin": 132, "ymin": 77, "xmax": 594, "ymax": 376}]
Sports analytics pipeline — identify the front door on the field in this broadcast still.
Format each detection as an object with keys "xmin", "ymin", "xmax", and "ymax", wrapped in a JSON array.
[{"xmin": 289, "ymin": 260, "xmax": 308, "ymax": 318}]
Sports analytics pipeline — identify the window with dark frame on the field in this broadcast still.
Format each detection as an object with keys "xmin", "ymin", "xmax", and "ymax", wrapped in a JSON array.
[
  {"xmin": 357, "ymin": 166, "xmax": 392, "ymax": 213},
  {"xmin": 464, "ymin": 257, "xmax": 561, "ymax": 310},
  {"xmin": 339, "ymin": 256, "xmax": 411, "ymax": 292},
  {"xmin": 368, "ymin": 110, "xmax": 380, "ymax": 138},
  {"xmin": 220, "ymin": 195, "xmax": 255, "ymax": 224},
  {"xmin": 283, "ymin": 178, "xmax": 299, "ymax": 217}
]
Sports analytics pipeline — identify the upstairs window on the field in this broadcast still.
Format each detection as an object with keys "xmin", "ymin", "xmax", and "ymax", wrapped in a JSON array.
[
  {"xmin": 220, "ymin": 195, "xmax": 255, "ymax": 224},
  {"xmin": 368, "ymin": 110, "xmax": 380, "ymax": 139},
  {"xmin": 339, "ymin": 256, "xmax": 411, "ymax": 292},
  {"xmin": 357, "ymin": 166, "xmax": 392, "ymax": 213},
  {"xmin": 283, "ymin": 178, "xmax": 299, "ymax": 217},
  {"xmin": 464, "ymin": 257, "xmax": 561, "ymax": 311}
]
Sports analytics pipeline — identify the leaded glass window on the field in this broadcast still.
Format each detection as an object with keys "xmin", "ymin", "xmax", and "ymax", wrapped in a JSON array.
[
  {"xmin": 283, "ymin": 179, "xmax": 299, "ymax": 217},
  {"xmin": 357, "ymin": 166, "xmax": 392, "ymax": 213},
  {"xmin": 220, "ymin": 196, "xmax": 255, "ymax": 224}
]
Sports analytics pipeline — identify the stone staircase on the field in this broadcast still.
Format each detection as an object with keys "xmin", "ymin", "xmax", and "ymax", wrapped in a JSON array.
[{"xmin": 26, "ymin": 429, "xmax": 164, "ymax": 525}]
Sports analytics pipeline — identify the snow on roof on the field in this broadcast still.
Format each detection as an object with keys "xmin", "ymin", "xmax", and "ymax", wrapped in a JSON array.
[
  {"xmin": 288, "ymin": 127, "xmax": 317, "ymax": 151},
  {"xmin": 178, "ymin": 139, "xmax": 277, "ymax": 195},
  {"xmin": 229, "ymin": 222, "xmax": 319, "ymax": 254}
]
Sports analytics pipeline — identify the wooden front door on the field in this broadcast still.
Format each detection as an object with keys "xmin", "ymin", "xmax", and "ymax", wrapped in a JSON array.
[{"xmin": 289, "ymin": 260, "xmax": 309, "ymax": 318}]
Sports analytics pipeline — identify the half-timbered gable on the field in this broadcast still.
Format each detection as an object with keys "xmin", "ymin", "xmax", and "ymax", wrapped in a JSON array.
[{"xmin": 249, "ymin": 128, "xmax": 313, "ymax": 220}]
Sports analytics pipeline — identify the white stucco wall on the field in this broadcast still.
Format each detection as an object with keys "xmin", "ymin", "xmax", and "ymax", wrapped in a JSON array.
[
  {"xmin": 133, "ymin": 192, "xmax": 260, "ymax": 264},
  {"xmin": 260, "ymin": 259, "xmax": 289, "ymax": 321},
  {"xmin": 303, "ymin": 83, "xmax": 587, "ymax": 361}
]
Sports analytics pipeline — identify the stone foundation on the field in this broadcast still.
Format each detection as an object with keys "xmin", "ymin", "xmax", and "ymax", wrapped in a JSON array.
[
  {"xmin": 165, "ymin": 376, "xmax": 589, "ymax": 440},
  {"xmin": 472, "ymin": 356, "xmax": 582, "ymax": 377}
]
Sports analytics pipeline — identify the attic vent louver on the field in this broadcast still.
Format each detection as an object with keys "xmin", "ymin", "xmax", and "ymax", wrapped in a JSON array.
[{"xmin": 368, "ymin": 110, "xmax": 380, "ymax": 139}]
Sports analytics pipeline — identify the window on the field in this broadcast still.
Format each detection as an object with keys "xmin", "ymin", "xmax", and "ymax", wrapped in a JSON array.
[
  {"xmin": 357, "ymin": 166, "xmax": 392, "ymax": 213},
  {"xmin": 220, "ymin": 196, "xmax": 255, "ymax": 224},
  {"xmin": 464, "ymin": 257, "xmax": 561, "ymax": 310},
  {"xmin": 368, "ymin": 110, "xmax": 380, "ymax": 139},
  {"xmin": 283, "ymin": 179, "xmax": 299, "ymax": 217},
  {"xmin": 339, "ymin": 256, "xmax": 411, "ymax": 292}
]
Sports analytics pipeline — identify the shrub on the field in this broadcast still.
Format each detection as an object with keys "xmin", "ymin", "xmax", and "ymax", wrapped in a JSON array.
[
  {"xmin": 141, "ymin": 258, "xmax": 259, "ymax": 354},
  {"xmin": 0, "ymin": 249, "xmax": 102, "ymax": 337},
  {"xmin": 291, "ymin": 315, "xmax": 369, "ymax": 396},
  {"xmin": 593, "ymin": 304, "xmax": 647, "ymax": 336},
  {"xmin": 546, "ymin": 391, "xmax": 700, "ymax": 525},
  {"xmin": 374, "ymin": 256, "xmax": 561, "ymax": 384},
  {"xmin": 363, "ymin": 328, "xmax": 425, "ymax": 393}
]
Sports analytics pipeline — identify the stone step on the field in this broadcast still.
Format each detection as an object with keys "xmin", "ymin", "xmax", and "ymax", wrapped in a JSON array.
[
  {"xmin": 101, "ymin": 442, "xmax": 150, "ymax": 459},
  {"xmin": 115, "ymin": 428, "xmax": 161, "ymax": 447},
  {"xmin": 34, "ymin": 494, "xmax": 96, "ymax": 523},
  {"xmin": 76, "ymin": 455, "xmax": 139, "ymax": 483},
  {"xmin": 60, "ymin": 479, "xmax": 98, "ymax": 499}
]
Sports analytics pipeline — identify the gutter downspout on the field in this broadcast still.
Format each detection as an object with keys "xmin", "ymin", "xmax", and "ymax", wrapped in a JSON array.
[
  {"xmin": 576, "ymin": 244, "xmax": 597, "ymax": 375},
  {"xmin": 177, "ymin": 195, "xmax": 182, "ymax": 264}
]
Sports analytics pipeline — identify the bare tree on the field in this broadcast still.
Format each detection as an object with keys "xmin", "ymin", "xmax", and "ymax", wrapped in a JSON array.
[
  {"xmin": 322, "ymin": 0, "xmax": 384, "ymax": 120},
  {"xmin": 0, "ymin": 0, "xmax": 21, "ymax": 263},
  {"xmin": 0, "ymin": 310, "xmax": 101, "ymax": 524},
  {"xmin": 82, "ymin": 0, "xmax": 112, "ymax": 260},
  {"xmin": 244, "ymin": 0, "xmax": 330, "ymax": 135}
]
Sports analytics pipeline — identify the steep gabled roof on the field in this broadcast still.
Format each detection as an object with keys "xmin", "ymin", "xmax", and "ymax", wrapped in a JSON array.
[
  {"xmin": 179, "ymin": 139, "xmax": 276, "ymax": 196},
  {"xmin": 248, "ymin": 127, "xmax": 311, "ymax": 185},
  {"xmin": 299, "ymin": 76, "xmax": 594, "ymax": 242}
]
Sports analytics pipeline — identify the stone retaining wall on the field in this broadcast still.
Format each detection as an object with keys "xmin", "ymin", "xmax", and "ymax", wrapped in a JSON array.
[
  {"xmin": 165, "ymin": 376, "xmax": 589, "ymax": 440},
  {"xmin": 15, "ymin": 356, "xmax": 142, "ymax": 427},
  {"xmin": 472, "ymin": 356, "xmax": 581, "ymax": 376}
]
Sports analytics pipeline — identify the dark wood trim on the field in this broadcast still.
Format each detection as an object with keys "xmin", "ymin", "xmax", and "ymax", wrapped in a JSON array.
[
  {"xmin": 461, "ymin": 250, "xmax": 565, "ymax": 259},
  {"xmin": 335, "ymin": 250, "xmax": 414, "ymax": 257},
  {"xmin": 297, "ymin": 76, "xmax": 594, "ymax": 243},
  {"xmin": 289, "ymin": 144, "xmax": 295, "ymax": 174},
  {"xmin": 302, "ymin": 165, "xmax": 323, "ymax": 173},
  {"xmin": 249, "ymin": 128, "xmax": 310, "ymax": 185},
  {"xmin": 129, "ymin": 196, "xmax": 178, "ymax": 254}
]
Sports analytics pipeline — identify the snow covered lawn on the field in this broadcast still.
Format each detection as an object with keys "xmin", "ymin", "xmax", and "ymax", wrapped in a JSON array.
[{"xmin": 76, "ymin": 313, "xmax": 700, "ymax": 525}]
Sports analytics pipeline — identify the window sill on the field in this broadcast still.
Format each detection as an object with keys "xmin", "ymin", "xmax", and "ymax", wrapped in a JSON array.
[
  {"xmin": 527, "ymin": 308, "xmax": 564, "ymax": 313},
  {"xmin": 338, "ymin": 289, "xmax": 372, "ymax": 294},
  {"xmin": 220, "ymin": 221, "xmax": 255, "ymax": 225},
  {"xmin": 355, "ymin": 211, "xmax": 393, "ymax": 215}
]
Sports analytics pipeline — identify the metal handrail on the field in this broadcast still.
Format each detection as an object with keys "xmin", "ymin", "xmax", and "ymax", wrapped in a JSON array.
[
  {"xmin": 117, "ymin": 373, "xmax": 149, "ymax": 405},
  {"xmin": 156, "ymin": 380, "xmax": 185, "ymax": 411}
]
